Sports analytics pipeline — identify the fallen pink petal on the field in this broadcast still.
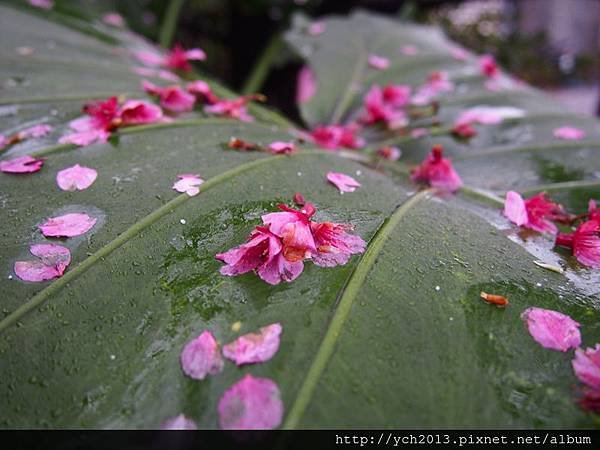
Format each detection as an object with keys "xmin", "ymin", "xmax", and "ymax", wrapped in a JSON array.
[
  {"xmin": 268, "ymin": 141, "xmax": 296, "ymax": 154},
  {"xmin": 28, "ymin": 0, "xmax": 53, "ymax": 9},
  {"xmin": 102, "ymin": 12, "xmax": 125, "ymax": 27},
  {"xmin": 14, "ymin": 244, "xmax": 70, "ymax": 282},
  {"xmin": 180, "ymin": 330, "xmax": 224, "ymax": 380},
  {"xmin": 401, "ymin": 45, "xmax": 418, "ymax": 55},
  {"xmin": 377, "ymin": 146, "xmax": 401, "ymax": 161},
  {"xmin": 296, "ymin": 65, "xmax": 317, "ymax": 104},
  {"xmin": 521, "ymin": 307, "xmax": 581, "ymax": 352},
  {"xmin": 368, "ymin": 54, "xmax": 390, "ymax": 70},
  {"xmin": 39, "ymin": 213, "xmax": 97, "ymax": 238},
  {"xmin": 187, "ymin": 80, "xmax": 219, "ymax": 104},
  {"xmin": 572, "ymin": 344, "xmax": 600, "ymax": 390},
  {"xmin": 455, "ymin": 106, "xmax": 525, "ymax": 127},
  {"xmin": 553, "ymin": 126, "xmax": 586, "ymax": 140},
  {"xmin": 142, "ymin": 81, "xmax": 195, "ymax": 113},
  {"xmin": 120, "ymin": 100, "xmax": 164, "ymax": 125},
  {"xmin": 0, "ymin": 155, "xmax": 44, "ymax": 174},
  {"xmin": 18, "ymin": 124, "xmax": 53, "ymax": 139},
  {"xmin": 223, "ymin": 323, "xmax": 282, "ymax": 365},
  {"xmin": 164, "ymin": 43, "xmax": 206, "ymax": 72},
  {"xmin": 205, "ymin": 94, "xmax": 263, "ymax": 122},
  {"xmin": 160, "ymin": 414, "xmax": 198, "ymax": 430},
  {"xmin": 308, "ymin": 21, "xmax": 326, "ymax": 36},
  {"xmin": 412, "ymin": 71, "xmax": 454, "ymax": 105},
  {"xmin": 172, "ymin": 173, "xmax": 204, "ymax": 196},
  {"xmin": 56, "ymin": 164, "xmax": 98, "ymax": 191},
  {"xmin": 479, "ymin": 54, "xmax": 499, "ymax": 78},
  {"xmin": 218, "ymin": 374, "xmax": 283, "ymax": 430},
  {"xmin": 326, "ymin": 171, "xmax": 361, "ymax": 193},
  {"xmin": 311, "ymin": 124, "xmax": 365, "ymax": 150}
]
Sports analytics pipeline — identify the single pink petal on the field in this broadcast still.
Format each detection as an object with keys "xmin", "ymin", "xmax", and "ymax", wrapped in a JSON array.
[
  {"xmin": 410, "ymin": 146, "xmax": 462, "ymax": 192},
  {"xmin": 58, "ymin": 129, "xmax": 110, "ymax": 147},
  {"xmin": 479, "ymin": 54, "xmax": 499, "ymax": 78},
  {"xmin": 14, "ymin": 244, "xmax": 70, "ymax": 282},
  {"xmin": 187, "ymin": 80, "xmax": 218, "ymax": 104},
  {"xmin": 161, "ymin": 414, "xmax": 198, "ymax": 430},
  {"xmin": 133, "ymin": 49, "xmax": 164, "ymax": 67},
  {"xmin": 172, "ymin": 173, "xmax": 204, "ymax": 197},
  {"xmin": 553, "ymin": 126, "xmax": 586, "ymax": 141},
  {"xmin": 159, "ymin": 86, "xmax": 196, "ymax": 113},
  {"xmin": 102, "ymin": 12, "xmax": 125, "ymax": 27},
  {"xmin": 120, "ymin": 100, "xmax": 164, "ymax": 125},
  {"xmin": 28, "ymin": 0, "xmax": 53, "ymax": 9},
  {"xmin": 218, "ymin": 374, "xmax": 283, "ymax": 430},
  {"xmin": 503, "ymin": 191, "xmax": 528, "ymax": 227},
  {"xmin": 521, "ymin": 307, "xmax": 581, "ymax": 352},
  {"xmin": 257, "ymin": 252, "xmax": 304, "ymax": 285},
  {"xmin": 267, "ymin": 141, "xmax": 296, "ymax": 154},
  {"xmin": 180, "ymin": 330, "xmax": 224, "ymax": 380},
  {"xmin": 401, "ymin": 45, "xmax": 418, "ymax": 55},
  {"xmin": 0, "ymin": 134, "xmax": 7, "ymax": 149},
  {"xmin": 296, "ymin": 65, "xmax": 317, "ymax": 104},
  {"xmin": 56, "ymin": 164, "xmax": 97, "ymax": 191},
  {"xmin": 216, "ymin": 230, "xmax": 280, "ymax": 277},
  {"xmin": 39, "ymin": 213, "xmax": 97, "ymax": 237},
  {"xmin": 222, "ymin": 323, "xmax": 282, "ymax": 365},
  {"xmin": 326, "ymin": 172, "xmax": 361, "ymax": 193},
  {"xmin": 308, "ymin": 21, "xmax": 326, "ymax": 36},
  {"xmin": 455, "ymin": 106, "xmax": 525, "ymax": 127},
  {"xmin": 185, "ymin": 48, "xmax": 207, "ymax": 61},
  {"xmin": 572, "ymin": 220, "xmax": 600, "ymax": 268},
  {"xmin": 572, "ymin": 344, "xmax": 600, "ymax": 390},
  {"xmin": 0, "ymin": 155, "xmax": 44, "ymax": 174},
  {"xmin": 368, "ymin": 54, "xmax": 390, "ymax": 70},
  {"xmin": 18, "ymin": 124, "xmax": 53, "ymax": 139},
  {"xmin": 311, "ymin": 221, "xmax": 366, "ymax": 267}
]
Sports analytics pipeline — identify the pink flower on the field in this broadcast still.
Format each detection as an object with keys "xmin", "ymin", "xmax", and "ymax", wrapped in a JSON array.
[
  {"xmin": 308, "ymin": 21, "xmax": 326, "ymax": 36},
  {"xmin": 218, "ymin": 374, "xmax": 283, "ymax": 430},
  {"xmin": 401, "ymin": 45, "xmax": 418, "ymax": 56},
  {"xmin": 205, "ymin": 95, "xmax": 262, "ymax": 122},
  {"xmin": 56, "ymin": 164, "xmax": 97, "ymax": 191},
  {"xmin": 362, "ymin": 85, "xmax": 410, "ymax": 129},
  {"xmin": 17, "ymin": 124, "xmax": 53, "ymax": 139},
  {"xmin": 572, "ymin": 344, "xmax": 600, "ymax": 390},
  {"xmin": 216, "ymin": 226, "xmax": 304, "ymax": 285},
  {"xmin": 102, "ymin": 12, "xmax": 125, "ymax": 27},
  {"xmin": 296, "ymin": 65, "xmax": 317, "ymax": 104},
  {"xmin": 223, "ymin": 323, "xmax": 282, "ymax": 366},
  {"xmin": 172, "ymin": 173, "xmax": 204, "ymax": 197},
  {"xmin": 553, "ymin": 126, "xmax": 586, "ymax": 141},
  {"xmin": 311, "ymin": 221, "xmax": 366, "ymax": 267},
  {"xmin": 410, "ymin": 145, "xmax": 463, "ymax": 192},
  {"xmin": 0, "ymin": 155, "xmax": 44, "ymax": 174},
  {"xmin": 142, "ymin": 80, "xmax": 195, "ymax": 113},
  {"xmin": 164, "ymin": 43, "xmax": 206, "ymax": 72},
  {"xmin": 326, "ymin": 171, "xmax": 361, "ymax": 193},
  {"xmin": 521, "ymin": 307, "xmax": 581, "ymax": 352},
  {"xmin": 59, "ymin": 96, "xmax": 120, "ymax": 146},
  {"xmin": 28, "ymin": 0, "xmax": 53, "ymax": 9},
  {"xmin": 310, "ymin": 124, "xmax": 364, "ymax": 150},
  {"xmin": 267, "ymin": 141, "xmax": 296, "ymax": 154},
  {"xmin": 376, "ymin": 146, "xmax": 401, "ymax": 161},
  {"xmin": 120, "ymin": 99, "xmax": 163, "ymax": 125},
  {"xmin": 368, "ymin": 54, "xmax": 390, "ymax": 70},
  {"xmin": 263, "ymin": 204, "xmax": 317, "ymax": 257},
  {"xmin": 588, "ymin": 199, "xmax": 600, "ymax": 222},
  {"xmin": 412, "ymin": 71, "xmax": 454, "ymax": 105},
  {"xmin": 186, "ymin": 80, "xmax": 218, "ymax": 104},
  {"xmin": 14, "ymin": 244, "xmax": 70, "ymax": 282},
  {"xmin": 161, "ymin": 414, "xmax": 198, "ymax": 430},
  {"xmin": 39, "ymin": 213, "xmax": 97, "ymax": 237},
  {"xmin": 479, "ymin": 54, "xmax": 499, "ymax": 78},
  {"xmin": 503, "ymin": 191, "xmax": 566, "ymax": 234},
  {"xmin": 556, "ymin": 219, "xmax": 600, "ymax": 268},
  {"xmin": 180, "ymin": 330, "xmax": 224, "ymax": 380}
]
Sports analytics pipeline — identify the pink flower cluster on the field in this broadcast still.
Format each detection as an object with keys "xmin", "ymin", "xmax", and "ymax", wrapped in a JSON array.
[
  {"xmin": 167, "ymin": 323, "xmax": 284, "ymax": 429},
  {"xmin": 59, "ymin": 96, "xmax": 163, "ymax": 147},
  {"xmin": 216, "ymin": 200, "xmax": 366, "ymax": 285},
  {"xmin": 310, "ymin": 124, "xmax": 365, "ymax": 150},
  {"xmin": 362, "ymin": 84, "xmax": 412, "ymax": 129},
  {"xmin": 522, "ymin": 307, "xmax": 600, "ymax": 413},
  {"xmin": 504, "ymin": 193, "xmax": 600, "ymax": 268}
]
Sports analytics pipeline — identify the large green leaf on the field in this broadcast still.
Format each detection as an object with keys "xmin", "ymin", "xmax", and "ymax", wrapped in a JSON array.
[{"xmin": 1, "ymin": 6, "xmax": 600, "ymax": 429}]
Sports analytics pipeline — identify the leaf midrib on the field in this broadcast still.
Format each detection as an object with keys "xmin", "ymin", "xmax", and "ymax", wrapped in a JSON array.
[{"xmin": 283, "ymin": 188, "xmax": 432, "ymax": 429}]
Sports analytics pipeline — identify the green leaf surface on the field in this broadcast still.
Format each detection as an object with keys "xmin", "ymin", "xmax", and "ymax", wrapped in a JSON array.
[{"xmin": 1, "ymin": 6, "xmax": 600, "ymax": 429}]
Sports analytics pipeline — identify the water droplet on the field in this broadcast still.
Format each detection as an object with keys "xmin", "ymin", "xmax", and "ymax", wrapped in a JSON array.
[
  {"xmin": 435, "ymin": 285, "xmax": 440, "ymax": 291},
  {"xmin": 180, "ymin": 219, "xmax": 186, "ymax": 224}
]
